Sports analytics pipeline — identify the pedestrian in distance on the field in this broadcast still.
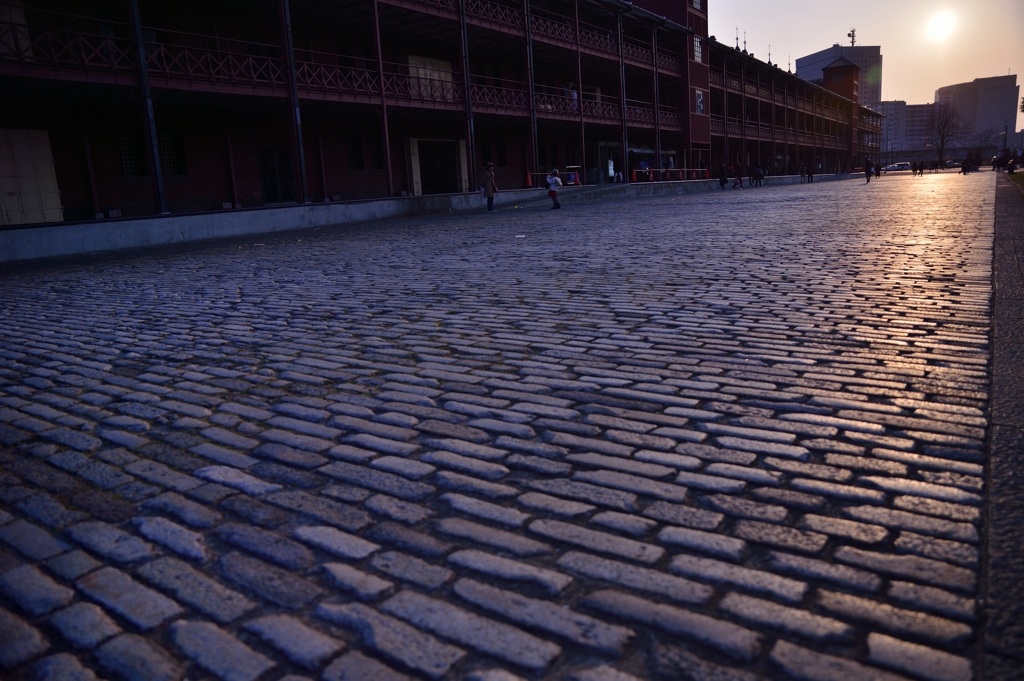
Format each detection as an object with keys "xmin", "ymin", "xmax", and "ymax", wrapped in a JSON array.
[
  {"xmin": 865, "ymin": 159, "xmax": 872, "ymax": 183},
  {"xmin": 799, "ymin": 163, "xmax": 806, "ymax": 184},
  {"xmin": 732, "ymin": 164, "xmax": 743, "ymax": 189},
  {"xmin": 754, "ymin": 164, "xmax": 764, "ymax": 187},
  {"xmin": 807, "ymin": 164, "xmax": 814, "ymax": 183},
  {"xmin": 546, "ymin": 168, "xmax": 562, "ymax": 209},
  {"xmin": 875, "ymin": 162, "xmax": 881, "ymax": 180},
  {"xmin": 911, "ymin": 161, "xmax": 918, "ymax": 177},
  {"xmin": 483, "ymin": 162, "xmax": 498, "ymax": 212},
  {"xmin": 719, "ymin": 165, "xmax": 729, "ymax": 190}
]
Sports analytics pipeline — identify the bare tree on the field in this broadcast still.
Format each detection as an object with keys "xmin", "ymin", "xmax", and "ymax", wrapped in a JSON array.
[
  {"xmin": 931, "ymin": 105, "xmax": 967, "ymax": 165},
  {"xmin": 967, "ymin": 127, "xmax": 999, "ymax": 166}
]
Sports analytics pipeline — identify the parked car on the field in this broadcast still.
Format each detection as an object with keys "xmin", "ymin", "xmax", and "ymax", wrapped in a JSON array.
[
  {"xmin": 884, "ymin": 162, "xmax": 911, "ymax": 172},
  {"xmin": 946, "ymin": 160, "xmax": 962, "ymax": 168}
]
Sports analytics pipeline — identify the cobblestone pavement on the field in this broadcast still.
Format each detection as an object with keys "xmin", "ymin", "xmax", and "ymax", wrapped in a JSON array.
[{"xmin": 0, "ymin": 172, "xmax": 997, "ymax": 681}]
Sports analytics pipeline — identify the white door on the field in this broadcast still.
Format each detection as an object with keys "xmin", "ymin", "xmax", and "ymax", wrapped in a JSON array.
[{"xmin": 0, "ymin": 129, "xmax": 64, "ymax": 225}]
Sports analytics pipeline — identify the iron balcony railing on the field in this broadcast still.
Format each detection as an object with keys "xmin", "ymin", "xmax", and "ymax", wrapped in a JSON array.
[{"xmin": 1, "ymin": 3, "xmax": 679, "ymax": 126}]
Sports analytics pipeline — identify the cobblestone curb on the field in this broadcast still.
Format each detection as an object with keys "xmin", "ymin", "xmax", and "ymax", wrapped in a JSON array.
[{"xmin": 983, "ymin": 173, "xmax": 1024, "ymax": 680}]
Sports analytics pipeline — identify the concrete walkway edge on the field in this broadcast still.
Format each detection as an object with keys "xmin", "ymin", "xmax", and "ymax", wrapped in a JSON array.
[
  {"xmin": 0, "ymin": 174, "xmax": 852, "ymax": 264},
  {"xmin": 984, "ymin": 173, "xmax": 1024, "ymax": 679}
]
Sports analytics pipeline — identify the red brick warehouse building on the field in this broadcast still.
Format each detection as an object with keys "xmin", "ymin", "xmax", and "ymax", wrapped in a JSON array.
[{"xmin": 0, "ymin": 0, "xmax": 878, "ymax": 224}]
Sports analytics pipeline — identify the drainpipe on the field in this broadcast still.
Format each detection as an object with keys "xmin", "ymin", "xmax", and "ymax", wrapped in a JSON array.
[
  {"xmin": 524, "ymin": 0, "xmax": 539, "ymax": 181},
  {"xmin": 371, "ymin": 0, "xmax": 394, "ymax": 197},
  {"xmin": 574, "ymin": 0, "xmax": 585, "ymax": 183},
  {"xmin": 459, "ymin": 0, "xmax": 476, "ymax": 191},
  {"xmin": 128, "ymin": 0, "xmax": 167, "ymax": 214},
  {"xmin": 652, "ymin": 23, "xmax": 661, "ymax": 180},
  {"xmin": 280, "ymin": 0, "xmax": 309, "ymax": 203},
  {"xmin": 617, "ymin": 9, "xmax": 628, "ymax": 183}
]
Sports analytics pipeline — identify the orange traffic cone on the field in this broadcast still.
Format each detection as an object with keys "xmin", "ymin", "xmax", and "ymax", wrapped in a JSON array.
[
  {"xmin": 630, "ymin": 168, "xmax": 637, "ymax": 183},
  {"xmin": 525, "ymin": 171, "xmax": 532, "ymax": 188}
]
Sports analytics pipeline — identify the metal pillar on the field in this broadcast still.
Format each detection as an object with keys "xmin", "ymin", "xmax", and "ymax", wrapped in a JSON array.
[
  {"xmin": 740, "ymin": 65, "xmax": 746, "ymax": 173},
  {"xmin": 372, "ymin": 0, "xmax": 394, "ymax": 196},
  {"xmin": 616, "ymin": 10, "xmax": 628, "ymax": 183},
  {"xmin": 128, "ymin": 0, "xmax": 166, "ymax": 214},
  {"xmin": 459, "ymin": 0, "xmax": 476, "ymax": 191},
  {"xmin": 81, "ymin": 127, "xmax": 100, "ymax": 218},
  {"xmin": 523, "ymin": 0, "xmax": 539, "ymax": 180},
  {"xmin": 723, "ymin": 58, "xmax": 729, "ymax": 168},
  {"xmin": 279, "ymin": 0, "xmax": 309, "ymax": 203},
  {"xmin": 770, "ymin": 73, "xmax": 776, "ymax": 173},
  {"xmin": 573, "ymin": 0, "xmax": 585, "ymax": 184},
  {"xmin": 652, "ymin": 23, "xmax": 661, "ymax": 181}
]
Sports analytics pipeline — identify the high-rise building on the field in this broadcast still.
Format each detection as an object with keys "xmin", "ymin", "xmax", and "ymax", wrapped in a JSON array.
[
  {"xmin": 878, "ymin": 100, "xmax": 935, "ymax": 153},
  {"xmin": 796, "ymin": 44, "xmax": 882, "ymax": 109},
  {"xmin": 904, "ymin": 104, "xmax": 935, "ymax": 151},
  {"xmin": 879, "ymin": 100, "xmax": 906, "ymax": 152},
  {"xmin": 935, "ymin": 75, "xmax": 1019, "ymax": 140}
]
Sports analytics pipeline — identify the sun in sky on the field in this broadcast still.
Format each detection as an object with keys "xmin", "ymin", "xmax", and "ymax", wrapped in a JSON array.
[{"xmin": 925, "ymin": 11, "xmax": 957, "ymax": 41}]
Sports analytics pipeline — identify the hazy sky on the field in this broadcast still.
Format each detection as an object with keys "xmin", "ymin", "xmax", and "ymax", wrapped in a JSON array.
[{"xmin": 710, "ymin": 0, "xmax": 1024, "ymax": 133}]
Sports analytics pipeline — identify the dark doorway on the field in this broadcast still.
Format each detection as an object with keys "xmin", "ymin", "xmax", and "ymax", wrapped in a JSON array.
[
  {"xmin": 418, "ymin": 141, "xmax": 460, "ymax": 194},
  {"xmin": 257, "ymin": 148, "xmax": 295, "ymax": 203}
]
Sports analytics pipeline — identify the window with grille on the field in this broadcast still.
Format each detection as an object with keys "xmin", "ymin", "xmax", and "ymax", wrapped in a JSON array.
[
  {"xmin": 158, "ymin": 129, "xmax": 187, "ymax": 176},
  {"xmin": 118, "ymin": 131, "xmax": 146, "ymax": 177},
  {"xmin": 695, "ymin": 90, "xmax": 705, "ymax": 115},
  {"xmin": 692, "ymin": 0, "xmax": 702, "ymax": 9},
  {"xmin": 693, "ymin": 36, "xmax": 703, "ymax": 63}
]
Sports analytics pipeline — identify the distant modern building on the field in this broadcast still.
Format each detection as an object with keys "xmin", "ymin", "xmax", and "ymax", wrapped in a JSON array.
[
  {"xmin": 796, "ymin": 44, "xmax": 882, "ymax": 108},
  {"xmin": 935, "ymin": 75, "xmax": 1019, "ymax": 140},
  {"xmin": 879, "ymin": 100, "xmax": 905, "ymax": 152},
  {"xmin": 878, "ymin": 100, "xmax": 934, "ymax": 154},
  {"xmin": 904, "ymin": 104, "xmax": 935, "ymax": 152}
]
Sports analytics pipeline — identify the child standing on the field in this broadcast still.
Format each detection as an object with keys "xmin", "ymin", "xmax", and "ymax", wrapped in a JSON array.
[{"xmin": 546, "ymin": 169, "xmax": 562, "ymax": 209}]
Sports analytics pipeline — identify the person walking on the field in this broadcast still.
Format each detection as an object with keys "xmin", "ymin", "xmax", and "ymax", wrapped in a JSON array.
[
  {"xmin": 719, "ymin": 165, "xmax": 729, "ymax": 190},
  {"xmin": 754, "ymin": 164, "xmax": 764, "ymax": 187},
  {"xmin": 732, "ymin": 164, "xmax": 743, "ymax": 189},
  {"xmin": 483, "ymin": 162, "xmax": 498, "ymax": 212},
  {"xmin": 911, "ymin": 160, "xmax": 918, "ymax": 177},
  {"xmin": 799, "ymin": 163, "xmax": 806, "ymax": 184},
  {"xmin": 807, "ymin": 163, "xmax": 814, "ymax": 184},
  {"xmin": 875, "ymin": 162, "xmax": 881, "ymax": 180},
  {"xmin": 865, "ymin": 159, "xmax": 872, "ymax": 183},
  {"xmin": 546, "ymin": 168, "xmax": 562, "ymax": 209}
]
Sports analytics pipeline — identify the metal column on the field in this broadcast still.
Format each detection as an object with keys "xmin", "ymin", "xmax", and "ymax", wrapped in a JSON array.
[
  {"xmin": 280, "ymin": 0, "xmax": 309, "ymax": 203},
  {"xmin": 740, "ymin": 64, "xmax": 746, "ymax": 173},
  {"xmin": 523, "ymin": 0, "xmax": 539, "ymax": 181},
  {"xmin": 652, "ymin": 24, "xmax": 661, "ymax": 181},
  {"xmin": 128, "ymin": 0, "xmax": 166, "ymax": 214},
  {"xmin": 616, "ymin": 10, "xmax": 628, "ymax": 183},
  {"xmin": 723, "ymin": 58, "xmax": 729, "ymax": 169},
  {"xmin": 459, "ymin": 0, "xmax": 476, "ymax": 191},
  {"xmin": 573, "ymin": 0, "xmax": 585, "ymax": 184},
  {"xmin": 372, "ymin": 0, "xmax": 394, "ymax": 197}
]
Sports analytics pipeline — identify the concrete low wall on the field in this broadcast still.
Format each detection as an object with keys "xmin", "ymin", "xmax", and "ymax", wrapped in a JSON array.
[{"xmin": 0, "ymin": 173, "xmax": 854, "ymax": 264}]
